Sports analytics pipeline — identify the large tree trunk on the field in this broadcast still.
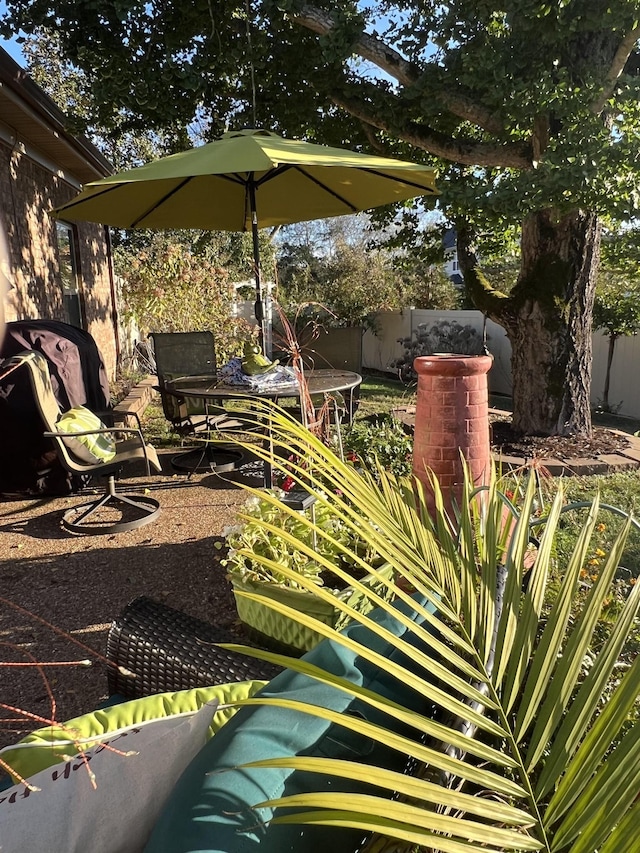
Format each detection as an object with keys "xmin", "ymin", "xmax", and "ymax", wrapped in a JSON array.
[{"xmin": 459, "ymin": 209, "xmax": 601, "ymax": 438}]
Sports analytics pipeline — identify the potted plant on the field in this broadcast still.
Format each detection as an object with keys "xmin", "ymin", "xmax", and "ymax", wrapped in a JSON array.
[
  {"xmin": 209, "ymin": 404, "xmax": 639, "ymax": 852},
  {"xmin": 222, "ymin": 488, "xmax": 392, "ymax": 653}
]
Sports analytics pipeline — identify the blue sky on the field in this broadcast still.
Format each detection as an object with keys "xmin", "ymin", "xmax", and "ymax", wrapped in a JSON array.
[{"xmin": 0, "ymin": 2, "xmax": 26, "ymax": 66}]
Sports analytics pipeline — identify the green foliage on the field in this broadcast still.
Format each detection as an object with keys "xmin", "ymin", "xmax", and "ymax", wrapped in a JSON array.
[
  {"xmin": 277, "ymin": 217, "xmax": 460, "ymax": 326},
  {"xmin": 393, "ymin": 319, "xmax": 485, "ymax": 381},
  {"xmin": 277, "ymin": 219, "xmax": 406, "ymax": 328},
  {"xmin": 20, "ymin": 28, "xmax": 186, "ymax": 168},
  {"xmin": 393, "ymin": 261, "xmax": 463, "ymax": 310},
  {"xmin": 594, "ymin": 273, "xmax": 640, "ymax": 338},
  {"xmin": 7, "ymin": 3, "xmax": 640, "ymax": 231},
  {"xmin": 317, "ymin": 238, "xmax": 399, "ymax": 327},
  {"xmin": 222, "ymin": 489, "xmax": 381, "ymax": 588},
  {"xmin": 601, "ymin": 225, "xmax": 640, "ymax": 271},
  {"xmin": 343, "ymin": 413, "xmax": 413, "ymax": 480},
  {"xmin": 114, "ymin": 233, "xmax": 253, "ymax": 364},
  {"xmin": 215, "ymin": 405, "xmax": 640, "ymax": 852}
]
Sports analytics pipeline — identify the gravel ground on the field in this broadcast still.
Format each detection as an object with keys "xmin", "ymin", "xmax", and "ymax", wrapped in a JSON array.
[
  {"xmin": 3, "ymin": 407, "xmax": 638, "ymax": 771},
  {"xmin": 0, "ymin": 450, "xmax": 260, "ymax": 761}
]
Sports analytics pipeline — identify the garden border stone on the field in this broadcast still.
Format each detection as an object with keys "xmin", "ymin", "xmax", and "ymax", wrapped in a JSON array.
[{"xmin": 391, "ymin": 405, "xmax": 640, "ymax": 477}]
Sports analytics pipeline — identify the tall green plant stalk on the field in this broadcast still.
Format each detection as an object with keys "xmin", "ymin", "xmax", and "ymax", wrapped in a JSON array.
[{"xmin": 215, "ymin": 403, "xmax": 640, "ymax": 853}]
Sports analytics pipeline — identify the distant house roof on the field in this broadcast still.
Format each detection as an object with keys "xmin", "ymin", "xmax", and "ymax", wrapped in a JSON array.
[
  {"xmin": 0, "ymin": 47, "xmax": 112, "ymax": 185},
  {"xmin": 443, "ymin": 227, "xmax": 457, "ymax": 251}
]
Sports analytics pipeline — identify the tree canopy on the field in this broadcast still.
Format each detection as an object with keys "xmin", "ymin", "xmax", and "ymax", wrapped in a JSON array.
[
  {"xmin": 5, "ymin": 1, "xmax": 638, "ymax": 221},
  {"xmin": 4, "ymin": 1, "xmax": 640, "ymax": 435}
]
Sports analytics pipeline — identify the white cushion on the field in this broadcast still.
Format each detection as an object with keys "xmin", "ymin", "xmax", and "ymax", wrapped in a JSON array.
[{"xmin": 0, "ymin": 700, "xmax": 217, "ymax": 853}]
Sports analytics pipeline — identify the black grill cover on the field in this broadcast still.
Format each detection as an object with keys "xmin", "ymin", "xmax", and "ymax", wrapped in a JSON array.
[{"xmin": 0, "ymin": 320, "xmax": 111, "ymax": 495}]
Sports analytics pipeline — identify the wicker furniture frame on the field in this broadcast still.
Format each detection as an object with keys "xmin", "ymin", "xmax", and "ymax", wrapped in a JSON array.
[{"xmin": 106, "ymin": 596, "xmax": 281, "ymax": 699}]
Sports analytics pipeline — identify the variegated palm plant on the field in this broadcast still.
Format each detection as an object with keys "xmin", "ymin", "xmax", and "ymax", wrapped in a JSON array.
[{"xmin": 220, "ymin": 402, "xmax": 640, "ymax": 853}]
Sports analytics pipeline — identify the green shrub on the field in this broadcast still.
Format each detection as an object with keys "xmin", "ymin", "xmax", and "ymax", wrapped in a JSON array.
[
  {"xmin": 393, "ymin": 319, "xmax": 485, "ymax": 381},
  {"xmin": 343, "ymin": 413, "xmax": 413, "ymax": 479}
]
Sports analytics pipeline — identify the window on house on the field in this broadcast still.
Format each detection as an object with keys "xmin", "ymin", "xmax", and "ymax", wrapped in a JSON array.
[{"xmin": 56, "ymin": 221, "xmax": 84, "ymax": 328}]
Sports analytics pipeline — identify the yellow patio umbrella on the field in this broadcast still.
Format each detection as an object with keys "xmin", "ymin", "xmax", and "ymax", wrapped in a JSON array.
[{"xmin": 56, "ymin": 129, "xmax": 438, "ymax": 354}]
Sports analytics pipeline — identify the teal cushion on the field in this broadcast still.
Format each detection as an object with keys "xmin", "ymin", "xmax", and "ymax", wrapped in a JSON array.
[
  {"xmin": 0, "ymin": 680, "xmax": 265, "ymax": 783},
  {"xmin": 144, "ymin": 598, "xmax": 434, "ymax": 853},
  {"xmin": 56, "ymin": 405, "xmax": 116, "ymax": 463}
]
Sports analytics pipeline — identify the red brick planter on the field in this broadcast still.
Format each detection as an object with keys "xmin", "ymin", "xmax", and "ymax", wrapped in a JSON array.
[{"xmin": 412, "ymin": 354, "xmax": 493, "ymax": 514}]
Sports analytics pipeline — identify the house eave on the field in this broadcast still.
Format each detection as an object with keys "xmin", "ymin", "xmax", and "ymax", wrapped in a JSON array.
[{"xmin": 0, "ymin": 47, "xmax": 113, "ymax": 185}]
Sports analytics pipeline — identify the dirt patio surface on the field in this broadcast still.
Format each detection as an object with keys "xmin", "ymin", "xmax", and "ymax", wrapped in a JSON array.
[{"xmin": 0, "ymin": 450, "xmax": 264, "ymax": 757}]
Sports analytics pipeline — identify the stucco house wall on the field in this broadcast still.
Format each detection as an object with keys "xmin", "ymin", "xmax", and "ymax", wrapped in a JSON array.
[{"xmin": 0, "ymin": 48, "xmax": 119, "ymax": 377}]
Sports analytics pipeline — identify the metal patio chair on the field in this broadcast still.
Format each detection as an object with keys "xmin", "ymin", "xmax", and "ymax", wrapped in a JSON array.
[
  {"xmin": 150, "ymin": 331, "xmax": 246, "ymax": 474},
  {"xmin": 8, "ymin": 350, "xmax": 162, "ymax": 534}
]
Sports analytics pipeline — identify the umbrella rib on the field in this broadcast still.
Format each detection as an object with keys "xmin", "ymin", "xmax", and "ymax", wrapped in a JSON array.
[
  {"xmin": 359, "ymin": 167, "xmax": 438, "ymax": 194},
  {"xmin": 130, "ymin": 171, "xmax": 249, "ymax": 227},
  {"xmin": 256, "ymin": 164, "xmax": 358, "ymax": 213},
  {"xmin": 56, "ymin": 183, "xmax": 123, "ymax": 216},
  {"xmin": 256, "ymin": 164, "xmax": 436, "ymax": 214},
  {"xmin": 130, "ymin": 177, "xmax": 194, "ymax": 227}
]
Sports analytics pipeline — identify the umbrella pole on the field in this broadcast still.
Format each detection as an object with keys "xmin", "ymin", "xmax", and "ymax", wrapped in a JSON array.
[{"xmin": 249, "ymin": 181, "xmax": 272, "ymax": 359}]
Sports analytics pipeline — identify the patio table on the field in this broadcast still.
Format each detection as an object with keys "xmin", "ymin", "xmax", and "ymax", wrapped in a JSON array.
[{"xmin": 165, "ymin": 368, "xmax": 362, "ymax": 487}]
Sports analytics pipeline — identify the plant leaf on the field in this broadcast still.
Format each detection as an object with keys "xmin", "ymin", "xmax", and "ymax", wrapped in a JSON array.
[
  {"xmin": 514, "ymin": 495, "xmax": 600, "ymax": 740},
  {"xmin": 526, "ymin": 515, "xmax": 634, "ymax": 774},
  {"xmin": 549, "ymin": 720, "xmax": 640, "ymax": 852},
  {"xmin": 544, "ymin": 654, "xmax": 640, "ymax": 826},
  {"xmin": 261, "ymin": 793, "xmax": 543, "ymax": 850}
]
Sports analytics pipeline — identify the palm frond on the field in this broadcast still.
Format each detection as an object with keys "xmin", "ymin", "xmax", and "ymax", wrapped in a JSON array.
[{"xmin": 214, "ymin": 404, "xmax": 640, "ymax": 852}]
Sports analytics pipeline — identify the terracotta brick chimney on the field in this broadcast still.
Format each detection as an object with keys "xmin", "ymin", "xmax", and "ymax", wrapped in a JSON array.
[{"xmin": 412, "ymin": 354, "xmax": 493, "ymax": 514}]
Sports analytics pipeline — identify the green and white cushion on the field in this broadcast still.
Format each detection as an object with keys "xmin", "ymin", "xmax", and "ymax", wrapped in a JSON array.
[{"xmin": 56, "ymin": 405, "xmax": 116, "ymax": 463}]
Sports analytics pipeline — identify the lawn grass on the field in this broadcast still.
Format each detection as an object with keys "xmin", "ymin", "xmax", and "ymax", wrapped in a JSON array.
[{"xmin": 357, "ymin": 373, "xmax": 416, "ymax": 417}]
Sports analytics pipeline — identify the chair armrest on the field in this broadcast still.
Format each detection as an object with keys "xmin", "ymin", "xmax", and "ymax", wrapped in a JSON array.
[
  {"xmin": 119, "ymin": 409, "xmax": 143, "ymax": 431},
  {"xmin": 45, "ymin": 427, "xmax": 156, "ymax": 475},
  {"xmin": 45, "ymin": 427, "xmax": 145, "ymax": 440}
]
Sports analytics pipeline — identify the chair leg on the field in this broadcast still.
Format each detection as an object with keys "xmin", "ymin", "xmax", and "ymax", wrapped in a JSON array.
[{"xmin": 62, "ymin": 475, "xmax": 160, "ymax": 535}]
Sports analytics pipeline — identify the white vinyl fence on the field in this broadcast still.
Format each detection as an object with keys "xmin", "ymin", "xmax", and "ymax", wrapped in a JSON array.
[
  {"xmin": 235, "ymin": 303, "xmax": 640, "ymax": 419},
  {"xmin": 363, "ymin": 310, "xmax": 640, "ymax": 420}
]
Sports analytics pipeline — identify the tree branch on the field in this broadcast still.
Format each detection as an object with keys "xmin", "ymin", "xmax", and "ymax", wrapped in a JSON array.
[
  {"xmin": 290, "ymin": 4, "xmax": 506, "ymax": 135},
  {"xmin": 532, "ymin": 114, "xmax": 550, "ymax": 164},
  {"xmin": 290, "ymin": 4, "xmax": 421, "ymax": 87},
  {"xmin": 359, "ymin": 120, "xmax": 387, "ymax": 154},
  {"xmin": 456, "ymin": 225, "xmax": 513, "ymax": 324},
  {"xmin": 331, "ymin": 91, "xmax": 533, "ymax": 169},
  {"xmin": 591, "ymin": 24, "xmax": 640, "ymax": 115},
  {"xmin": 433, "ymin": 89, "xmax": 506, "ymax": 136}
]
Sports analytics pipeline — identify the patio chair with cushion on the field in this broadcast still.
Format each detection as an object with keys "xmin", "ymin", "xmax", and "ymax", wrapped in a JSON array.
[
  {"xmin": 8, "ymin": 350, "xmax": 162, "ymax": 534},
  {"xmin": 104, "ymin": 593, "xmax": 436, "ymax": 853},
  {"xmin": 0, "ymin": 594, "xmax": 437, "ymax": 853}
]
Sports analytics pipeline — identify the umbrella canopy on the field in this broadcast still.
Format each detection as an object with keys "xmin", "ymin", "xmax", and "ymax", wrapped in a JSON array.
[{"xmin": 56, "ymin": 129, "xmax": 438, "ymax": 354}]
